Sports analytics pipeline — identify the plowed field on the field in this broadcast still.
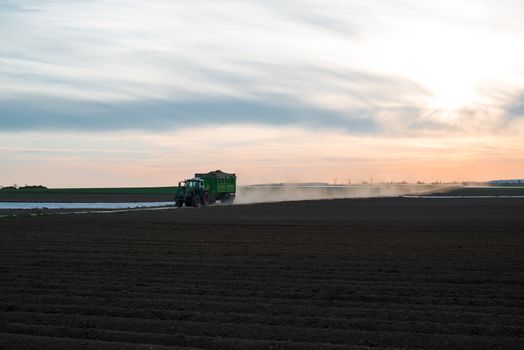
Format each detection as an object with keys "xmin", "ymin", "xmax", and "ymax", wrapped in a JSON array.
[{"xmin": 1, "ymin": 198, "xmax": 524, "ymax": 349}]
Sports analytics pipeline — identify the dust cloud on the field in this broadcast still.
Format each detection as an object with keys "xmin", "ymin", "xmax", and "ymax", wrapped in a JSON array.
[{"xmin": 235, "ymin": 184, "xmax": 453, "ymax": 204}]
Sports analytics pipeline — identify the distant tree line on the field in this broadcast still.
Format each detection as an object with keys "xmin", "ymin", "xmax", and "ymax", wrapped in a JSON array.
[
  {"xmin": 488, "ymin": 179, "xmax": 524, "ymax": 186},
  {"xmin": 0, "ymin": 184, "xmax": 48, "ymax": 191}
]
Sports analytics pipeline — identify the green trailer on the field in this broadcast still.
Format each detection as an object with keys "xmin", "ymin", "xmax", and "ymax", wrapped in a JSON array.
[
  {"xmin": 175, "ymin": 170, "xmax": 236, "ymax": 207},
  {"xmin": 195, "ymin": 170, "xmax": 236, "ymax": 203}
]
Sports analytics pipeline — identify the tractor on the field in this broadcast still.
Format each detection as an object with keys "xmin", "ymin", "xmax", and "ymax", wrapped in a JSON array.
[
  {"xmin": 175, "ymin": 178, "xmax": 209, "ymax": 207},
  {"xmin": 175, "ymin": 170, "xmax": 236, "ymax": 207}
]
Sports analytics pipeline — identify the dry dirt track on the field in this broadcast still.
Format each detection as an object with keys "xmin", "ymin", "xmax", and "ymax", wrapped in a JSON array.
[{"xmin": 1, "ymin": 198, "xmax": 524, "ymax": 349}]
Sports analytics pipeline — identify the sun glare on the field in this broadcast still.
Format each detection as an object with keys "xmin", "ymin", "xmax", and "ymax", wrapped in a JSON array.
[
  {"xmin": 425, "ymin": 74, "xmax": 477, "ymax": 111},
  {"xmin": 366, "ymin": 17, "xmax": 512, "ymax": 113}
]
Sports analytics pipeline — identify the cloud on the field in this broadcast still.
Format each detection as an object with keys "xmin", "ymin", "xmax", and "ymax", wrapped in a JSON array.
[
  {"xmin": 508, "ymin": 93, "xmax": 524, "ymax": 119},
  {"xmin": 1, "ymin": 0, "xmax": 524, "ymax": 136},
  {"xmin": 0, "ymin": 96, "xmax": 378, "ymax": 133}
]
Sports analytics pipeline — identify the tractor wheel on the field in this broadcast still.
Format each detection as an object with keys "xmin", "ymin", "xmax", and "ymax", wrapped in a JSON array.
[
  {"xmin": 192, "ymin": 195, "xmax": 201, "ymax": 208},
  {"xmin": 176, "ymin": 200, "xmax": 184, "ymax": 208},
  {"xmin": 203, "ymin": 192, "xmax": 210, "ymax": 206}
]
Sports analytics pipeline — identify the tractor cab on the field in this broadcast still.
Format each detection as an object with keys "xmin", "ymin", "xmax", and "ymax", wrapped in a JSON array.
[
  {"xmin": 179, "ymin": 178, "xmax": 204, "ymax": 189},
  {"xmin": 178, "ymin": 178, "xmax": 204, "ymax": 189},
  {"xmin": 175, "ymin": 178, "xmax": 208, "ymax": 207},
  {"xmin": 189, "ymin": 178, "xmax": 205, "ymax": 189}
]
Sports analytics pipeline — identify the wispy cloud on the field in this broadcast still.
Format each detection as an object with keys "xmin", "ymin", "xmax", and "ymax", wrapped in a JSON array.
[
  {"xmin": 1, "ymin": 0, "xmax": 524, "ymax": 135},
  {"xmin": 0, "ymin": 96, "xmax": 379, "ymax": 132},
  {"xmin": 508, "ymin": 93, "xmax": 524, "ymax": 119}
]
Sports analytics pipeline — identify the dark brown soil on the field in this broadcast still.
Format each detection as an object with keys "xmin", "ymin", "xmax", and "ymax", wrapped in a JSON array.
[{"xmin": 1, "ymin": 198, "xmax": 524, "ymax": 349}]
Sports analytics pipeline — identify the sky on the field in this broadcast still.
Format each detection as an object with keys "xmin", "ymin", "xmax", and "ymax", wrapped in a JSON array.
[{"xmin": 1, "ymin": 0, "xmax": 524, "ymax": 186}]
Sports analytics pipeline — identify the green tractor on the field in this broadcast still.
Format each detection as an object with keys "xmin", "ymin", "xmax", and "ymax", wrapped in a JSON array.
[
  {"xmin": 175, "ymin": 178, "xmax": 208, "ymax": 208},
  {"xmin": 175, "ymin": 170, "xmax": 236, "ymax": 207}
]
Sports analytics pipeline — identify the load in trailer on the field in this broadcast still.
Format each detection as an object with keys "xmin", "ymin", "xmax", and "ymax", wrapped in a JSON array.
[{"xmin": 175, "ymin": 170, "xmax": 236, "ymax": 207}]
